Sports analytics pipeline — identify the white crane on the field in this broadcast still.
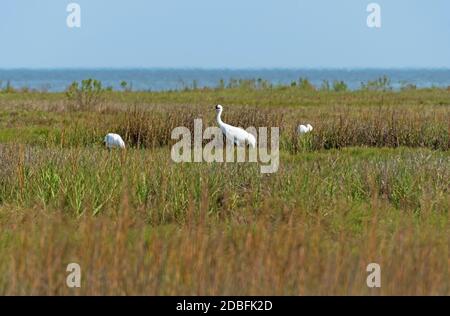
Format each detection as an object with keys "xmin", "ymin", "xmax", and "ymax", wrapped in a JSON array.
[
  {"xmin": 104, "ymin": 133, "xmax": 125, "ymax": 149},
  {"xmin": 215, "ymin": 105, "xmax": 256, "ymax": 148},
  {"xmin": 297, "ymin": 123, "xmax": 313, "ymax": 135}
]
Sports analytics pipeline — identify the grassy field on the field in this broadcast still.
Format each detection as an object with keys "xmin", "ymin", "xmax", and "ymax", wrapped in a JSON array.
[{"xmin": 0, "ymin": 84, "xmax": 448, "ymax": 295}]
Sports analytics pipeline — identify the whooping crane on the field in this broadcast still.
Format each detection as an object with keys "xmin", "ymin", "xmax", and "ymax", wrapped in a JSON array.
[
  {"xmin": 215, "ymin": 105, "xmax": 256, "ymax": 148},
  {"xmin": 104, "ymin": 133, "xmax": 125, "ymax": 149},
  {"xmin": 297, "ymin": 123, "xmax": 313, "ymax": 135}
]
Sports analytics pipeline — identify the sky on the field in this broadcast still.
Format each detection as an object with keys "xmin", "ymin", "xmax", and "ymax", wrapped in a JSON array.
[{"xmin": 0, "ymin": 0, "xmax": 449, "ymax": 68}]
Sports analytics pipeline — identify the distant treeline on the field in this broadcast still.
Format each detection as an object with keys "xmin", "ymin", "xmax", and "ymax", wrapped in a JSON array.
[{"xmin": 1, "ymin": 76, "xmax": 448, "ymax": 94}]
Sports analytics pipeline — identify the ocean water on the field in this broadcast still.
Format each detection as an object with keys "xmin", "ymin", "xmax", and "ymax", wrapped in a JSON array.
[{"xmin": 0, "ymin": 69, "xmax": 449, "ymax": 92}]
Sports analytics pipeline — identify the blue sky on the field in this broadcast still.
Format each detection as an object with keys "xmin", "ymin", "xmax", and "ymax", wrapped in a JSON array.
[{"xmin": 0, "ymin": 0, "xmax": 449, "ymax": 68}]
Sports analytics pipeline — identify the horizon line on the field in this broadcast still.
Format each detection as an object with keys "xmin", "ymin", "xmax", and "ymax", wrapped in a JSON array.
[{"xmin": 1, "ymin": 67, "xmax": 450, "ymax": 71}]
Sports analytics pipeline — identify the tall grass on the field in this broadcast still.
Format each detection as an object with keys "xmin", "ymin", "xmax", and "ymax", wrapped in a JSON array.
[
  {"xmin": 0, "ymin": 146, "xmax": 448, "ymax": 217},
  {"xmin": 0, "ymin": 145, "xmax": 448, "ymax": 295},
  {"xmin": 0, "ymin": 88, "xmax": 448, "ymax": 295}
]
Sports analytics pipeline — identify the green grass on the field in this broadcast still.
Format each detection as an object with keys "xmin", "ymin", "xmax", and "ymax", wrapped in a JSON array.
[{"xmin": 0, "ymin": 87, "xmax": 448, "ymax": 295}]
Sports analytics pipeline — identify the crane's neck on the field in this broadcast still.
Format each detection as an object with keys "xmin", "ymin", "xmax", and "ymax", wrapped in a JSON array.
[{"xmin": 216, "ymin": 109, "xmax": 224, "ymax": 127}]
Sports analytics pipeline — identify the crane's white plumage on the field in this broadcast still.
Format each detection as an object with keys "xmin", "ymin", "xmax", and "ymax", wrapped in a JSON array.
[
  {"xmin": 215, "ymin": 105, "xmax": 256, "ymax": 148},
  {"xmin": 104, "ymin": 133, "xmax": 125, "ymax": 149},
  {"xmin": 297, "ymin": 123, "xmax": 313, "ymax": 135}
]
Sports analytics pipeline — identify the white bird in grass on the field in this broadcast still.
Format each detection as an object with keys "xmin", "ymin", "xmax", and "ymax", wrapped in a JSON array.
[
  {"xmin": 215, "ymin": 105, "xmax": 256, "ymax": 148},
  {"xmin": 297, "ymin": 123, "xmax": 313, "ymax": 135},
  {"xmin": 104, "ymin": 133, "xmax": 125, "ymax": 149}
]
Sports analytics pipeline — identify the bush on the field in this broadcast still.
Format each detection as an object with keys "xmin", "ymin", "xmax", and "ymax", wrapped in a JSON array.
[
  {"xmin": 333, "ymin": 80, "xmax": 348, "ymax": 92},
  {"xmin": 360, "ymin": 76, "xmax": 392, "ymax": 91},
  {"xmin": 400, "ymin": 82, "xmax": 417, "ymax": 91},
  {"xmin": 66, "ymin": 78, "xmax": 106, "ymax": 110},
  {"xmin": 297, "ymin": 78, "xmax": 316, "ymax": 91}
]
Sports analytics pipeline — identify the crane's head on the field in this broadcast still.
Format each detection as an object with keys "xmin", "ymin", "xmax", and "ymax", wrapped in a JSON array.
[{"xmin": 215, "ymin": 104, "xmax": 223, "ymax": 113}]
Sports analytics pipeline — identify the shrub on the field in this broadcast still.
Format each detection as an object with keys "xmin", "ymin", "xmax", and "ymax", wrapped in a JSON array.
[
  {"xmin": 333, "ymin": 80, "xmax": 348, "ymax": 92},
  {"xmin": 66, "ymin": 78, "xmax": 106, "ymax": 110},
  {"xmin": 297, "ymin": 78, "xmax": 315, "ymax": 91},
  {"xmin": 360, "ymin": 76, "xmax": 392, "ymax": 91}
]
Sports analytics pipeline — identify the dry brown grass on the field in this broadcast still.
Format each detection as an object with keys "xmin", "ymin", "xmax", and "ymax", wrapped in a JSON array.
[
  {"xmin": 0, "ymin": 88, "xmax": 448, "ymax": 295},
  {"xmin": 0, "ymin": 145, "xmax": 448, "ymax": 295},
  {"xmin": 0, "ymin": 195, "xmax": 447, "ymax": 295}
]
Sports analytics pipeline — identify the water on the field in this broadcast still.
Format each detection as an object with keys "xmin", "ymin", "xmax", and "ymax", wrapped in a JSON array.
[{"xmin": 0, "ymin": 68, "xmax": 449, "ymax": 92}]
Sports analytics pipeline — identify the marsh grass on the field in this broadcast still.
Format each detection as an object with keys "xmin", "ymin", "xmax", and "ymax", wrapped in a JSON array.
[
  {"xmin": 3, "ymin": 87, "xmax": 448, "ymax": 150},
  {"xmin": 0, "ymin": 202, "xmax": 447, "ymax": 295},
  {"xmin": 0, "ymin": 145, "xmax": 448, "ymax": 295},
  {"xmin": 0, "ymin": 87, "xmax": 448, "ymax": 295}
]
